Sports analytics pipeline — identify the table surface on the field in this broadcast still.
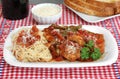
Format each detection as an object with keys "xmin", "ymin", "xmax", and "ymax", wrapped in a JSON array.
[{"xmin": 0, "ymin": 4, "xmax": 120, "ymax": 79}]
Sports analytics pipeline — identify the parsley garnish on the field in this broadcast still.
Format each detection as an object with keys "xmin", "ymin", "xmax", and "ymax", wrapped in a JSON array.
[
  {"xmin": 80, "ymin": 40, "xmax": 102, "ymax": 61},
  {"xmin": 81, "ymin": 47, "xmax": 90, "ymax": 60}
]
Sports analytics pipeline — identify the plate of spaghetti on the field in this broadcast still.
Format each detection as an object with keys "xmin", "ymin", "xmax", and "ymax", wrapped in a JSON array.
[{"xmin": 3, "ymin": 24, "xmax": 118, "ymax": 67}]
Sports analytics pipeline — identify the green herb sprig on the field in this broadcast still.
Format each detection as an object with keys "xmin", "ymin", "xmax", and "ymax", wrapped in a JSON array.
[{"xmin": 80, "ymin": 40, "xmax": 101, "ymax": 61}]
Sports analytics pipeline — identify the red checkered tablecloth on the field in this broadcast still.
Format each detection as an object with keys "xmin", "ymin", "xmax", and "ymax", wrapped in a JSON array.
[{"xmin": 0, "ymin": 4, "xmax": 120, "ymax": 79}]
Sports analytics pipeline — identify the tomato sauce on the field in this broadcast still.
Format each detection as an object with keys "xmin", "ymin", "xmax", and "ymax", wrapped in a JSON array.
[{"xmin": 17, "ymin": 26, "xmax": 40, "ymax": 47}]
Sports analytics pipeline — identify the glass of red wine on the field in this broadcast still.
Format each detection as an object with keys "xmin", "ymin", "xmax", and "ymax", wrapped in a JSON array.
[{"xmin": 1, "ymin": 0, "xmax": 29, "ymax": 20}]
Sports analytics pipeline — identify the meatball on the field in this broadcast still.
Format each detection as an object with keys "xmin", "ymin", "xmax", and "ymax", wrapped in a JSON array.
[
  {"xmin": 68, "ymin": 34, "xmax": 85, "ymax": 46},
  {"xmin": 59, "ymin": 40, "xmax": 80, "ymax": 61}
]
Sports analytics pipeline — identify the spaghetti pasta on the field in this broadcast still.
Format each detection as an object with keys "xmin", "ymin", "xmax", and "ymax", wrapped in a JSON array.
[{"xmin": 11, "ymin": 26, "xmax": 52, "ymax": 62}]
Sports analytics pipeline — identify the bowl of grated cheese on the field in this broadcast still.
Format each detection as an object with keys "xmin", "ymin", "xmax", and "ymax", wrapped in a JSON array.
[{"xmin": 31, "ymin": 3, "xmax": 62, "ymax": 24}]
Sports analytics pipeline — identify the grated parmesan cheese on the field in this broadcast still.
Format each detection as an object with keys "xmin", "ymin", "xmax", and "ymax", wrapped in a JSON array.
[
  {"xmin": 66, "ymin": 44, "xmax": 76, "ymax": 54},
  {"xmin": 22, "ymin": 30, "xmax": 36, "ymax": 44}
]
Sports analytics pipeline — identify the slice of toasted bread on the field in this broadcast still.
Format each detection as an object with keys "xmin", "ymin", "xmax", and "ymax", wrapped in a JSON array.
[{"xmin": 64, "ymin": 0, "xmax": 114, "ymax": 16}]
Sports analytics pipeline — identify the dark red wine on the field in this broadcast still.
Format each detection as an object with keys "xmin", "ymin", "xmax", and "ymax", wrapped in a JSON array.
[{"xmin": 1, "ymin": 0, "xmax": 29, "ymax": 20}]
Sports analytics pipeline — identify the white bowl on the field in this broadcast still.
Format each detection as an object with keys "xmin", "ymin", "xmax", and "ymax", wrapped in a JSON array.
[{"xmin": 31, "ymin": 3, "xmax": 62, "ymax": 24}]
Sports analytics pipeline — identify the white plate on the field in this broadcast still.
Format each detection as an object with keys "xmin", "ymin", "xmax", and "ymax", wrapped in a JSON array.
[
  {"xmin": 3, "ymin": 25, "xmax": 118, "ymax": 68},
  {"xmin": 65, "ymin": 4, "xmax": 120, "ymax": 23}
]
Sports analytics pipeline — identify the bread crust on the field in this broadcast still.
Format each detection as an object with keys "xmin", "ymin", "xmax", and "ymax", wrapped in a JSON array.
[
  {"xmin": 85, "ymin": 0, "xmax": 120, "ymax": 7},
  {"xmin": 115, "ymin": 6, "xmax": 120, "ymax": 14}
]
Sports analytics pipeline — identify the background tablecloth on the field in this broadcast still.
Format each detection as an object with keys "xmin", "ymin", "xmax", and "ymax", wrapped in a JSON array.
[{"xmin": 0, "ymin": 4, "xmax": 120, "ymax": 79}]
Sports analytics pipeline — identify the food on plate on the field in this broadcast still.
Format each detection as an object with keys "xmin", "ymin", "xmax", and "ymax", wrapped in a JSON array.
[
  {"xmin": 11, "ymin": 24, "xmax": 105, "ymax": 62},
  {"xmin": 11, "ymin": 25, "xmax": 52, "ymax": 62},
  {"xmin": 64, "ymin": 0, "xmax": 120, "ymax": 17},
  {"xmin": 43, "ymin": 24, "xmax": 105, "ymax": 62}
]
